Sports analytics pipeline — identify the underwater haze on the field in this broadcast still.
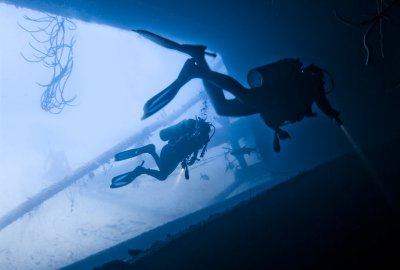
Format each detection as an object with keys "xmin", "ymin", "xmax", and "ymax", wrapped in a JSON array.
[
  {"xmin": 0, "ymin": 4, "xmax": 241, "ymax": 269},
  {"xmin": 2, "ymin": 0, "xmax": 398, "ymax": 269}
]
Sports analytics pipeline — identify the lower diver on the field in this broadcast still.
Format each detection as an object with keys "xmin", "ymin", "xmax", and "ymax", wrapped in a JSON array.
[{"xmin": 111, "ymin": 117, "xmax": 214, "ymax": 188}]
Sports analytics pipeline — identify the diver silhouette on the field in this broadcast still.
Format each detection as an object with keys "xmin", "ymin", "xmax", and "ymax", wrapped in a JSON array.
[
  {"xmin": 111, "ymin": 117, "xmax": 214, "ymax": 188},
  {"xmin": 135, "ymin": 30, "xmax": 343, "ymax": 152}
]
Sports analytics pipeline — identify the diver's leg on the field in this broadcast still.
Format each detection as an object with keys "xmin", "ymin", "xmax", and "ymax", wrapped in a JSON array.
[
  {"xmin": 116, "ymin": 162, "xmax": 168, "ymax": 183},
  {"xmin": 143, "ymin": 60, "xmax": 257, "ymax": 119},
  {"xmin": 114, "ymin": 149, "xmax": 175, "ymax": 182},
  {"xmin": 144, "ymin": 144, "xmax": 163, "ymax": 169},
  {"xmin": 143, "ymin": 54, "xmax": 256, "ymax": 119},
  {"xmin": 119, "ymin": 144, "xmax": 165, "ymax": 180},
  {"xmin": 135, "ymin": 144, "xmax": 178, "ymax": 181},
  {"xmin": 178, "ymin": 57, "xmax": 257, "ymax": 116},
  {"xmin": 193, "ymin": 64, "xmax": 252, "ymax": 101},
  {"xmin": 190, "ymin": 55, "xmax": 257, "ymax": 116},
  {"xmin": 170, "ymin": 43, "xmax": 256, "ymax": 116},
  {"xmin": 140, "ymin": 168, "xmax": 170, "ymax": 181},
  {"xmin": 140, "ymin": 159, "xmax": 178, "ymax": 181}
]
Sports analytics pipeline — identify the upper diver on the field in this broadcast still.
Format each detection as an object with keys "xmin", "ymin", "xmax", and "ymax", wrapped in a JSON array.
[
  {"xmin": 135, "ymin": 30, "xmax": 343, "ymax": 152},
  {"xmin": 111, "ymin": 117, "xmax": 214, "ymax": 188}
]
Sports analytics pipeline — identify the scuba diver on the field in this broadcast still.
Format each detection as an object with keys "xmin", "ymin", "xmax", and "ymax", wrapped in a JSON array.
[
  {"xmin": 134, "ymin": 30, "xmax": 343, "ymax": 152},
  {"xmin": 111, "ymin": 117, "xmax": 214, "ymax": 188}
]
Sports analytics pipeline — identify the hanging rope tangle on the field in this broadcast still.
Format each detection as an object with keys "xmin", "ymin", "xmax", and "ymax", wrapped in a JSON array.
[
  {"xmin": 334, "ymin": 0, "xmax": 400, "ymax": 66},
  {"xmin": 18, "ymin": 13, "xmax": 77, "ymax": 113}
]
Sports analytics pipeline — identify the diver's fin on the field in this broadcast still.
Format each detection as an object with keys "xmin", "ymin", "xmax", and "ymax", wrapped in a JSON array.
[
  {"xmin": 115, "ymin": 149, "xmax": 140, "ymax": 161},
  {"xmin": 115, "ymin": 145, "xmax": 156, "ymax": 161},
  {"xmin": 110, "ymin": 163, "xmax": 144, "ymax": 189},
  {"xmin": 132, "ymin": 29, "xmax": 216, "ymax": 58},
  {"xmin": 110, "ymin": 172, "xmax": 135, "ymax": 188},
  {"xmin": 141, "ymin": 80, "xmax": 182, "ymax": 120},
  {"xmin": 132, "ymin": 29, "xmax": 182, "ymax": 50},
  {"xmin": 142, "ymin": 59, "xmax": 197, "ymax": 119}
]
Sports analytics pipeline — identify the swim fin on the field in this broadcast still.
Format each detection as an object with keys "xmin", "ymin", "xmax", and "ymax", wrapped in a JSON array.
[
  {"xmin": 115, "ymin": 145, "xmax": 155, "ymax": 161},
  {"xmin": 132, "ymin": 29, "xmax": 216, "ymax": 57},
  {"xmin": 110, "ymin": 172, "xmax": 134, "ymax": 188},
  {"xmin": 115, "ymin": 149, "xmax": 140, "ymax": 161},
  {"xmin": 141, "ymin": 83, "xmax": 181, "ymax": 119},
  {"xmin": 133, "ymin": 29, "xmax": 182, "ymax": 51},
  {"xmin": 110, "ymin": 163, "xmax": 145, "ymax": 189},
  {"xmin": 133, "ymin": 30, "xmax": 216, "ymax": 119}
]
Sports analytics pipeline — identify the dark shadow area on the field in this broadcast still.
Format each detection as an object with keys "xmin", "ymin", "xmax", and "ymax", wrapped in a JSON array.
[{"xmin": 94, "ymin": 138, "xmax": 399, "ymax": 269}]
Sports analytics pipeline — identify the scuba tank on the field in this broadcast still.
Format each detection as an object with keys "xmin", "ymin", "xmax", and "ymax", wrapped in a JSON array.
[
  {"xmin": 159, "ymin": 122, "xmax": 185, "ymax": 142},
  {"xmin": 159, "ymin": 119, "xmax": 197, "ymax": 142},
  {"xmin": 247, "ymin": 58, "xmax": 303, "ymax": 88}
]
